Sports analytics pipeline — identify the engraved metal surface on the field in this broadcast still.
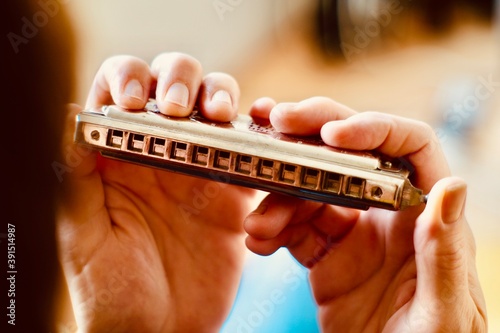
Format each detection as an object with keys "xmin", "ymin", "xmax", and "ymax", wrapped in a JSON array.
[{"xmin": 74, "ymin": 100, "xmax": 425, "ymax": 210}]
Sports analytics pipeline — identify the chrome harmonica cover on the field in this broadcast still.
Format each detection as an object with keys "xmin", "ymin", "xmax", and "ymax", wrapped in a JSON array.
[{"xmin": 74, "ymin": 100, "xmax": 425, "ymax": 210}]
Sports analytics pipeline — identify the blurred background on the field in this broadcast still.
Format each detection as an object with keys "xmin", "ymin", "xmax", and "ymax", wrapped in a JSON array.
[{"xmin": 58, "ymin": 0, "xmax": 499, "ymax": 331}]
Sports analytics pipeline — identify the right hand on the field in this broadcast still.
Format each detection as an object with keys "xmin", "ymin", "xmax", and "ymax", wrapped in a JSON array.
[{"xmin": 244, "ymin": 97, "xmax": 487, "ymax": 332}]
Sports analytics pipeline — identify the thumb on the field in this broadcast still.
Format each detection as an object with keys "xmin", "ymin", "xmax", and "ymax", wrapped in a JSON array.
[
  {"xmin": 57, "ymin": 103, "xmax": 103, "ymax": 228},
  {"xmin": 60, "ymin": 103, "xmax": 98, "ymax": 180},
  {"xmin": 414, "ymin": 176, "xmax": 469, "ymax": 306}
]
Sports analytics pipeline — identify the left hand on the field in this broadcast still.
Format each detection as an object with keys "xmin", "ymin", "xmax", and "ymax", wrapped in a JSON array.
[{"xmin": 245, "ymin": 97, "xmax": 487, "ymax": 332}]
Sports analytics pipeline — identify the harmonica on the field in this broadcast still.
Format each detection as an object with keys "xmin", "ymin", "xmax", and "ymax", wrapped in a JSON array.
[{"xmin": 74, "ymin": 100, "xmax": 426, "ymax": 210}]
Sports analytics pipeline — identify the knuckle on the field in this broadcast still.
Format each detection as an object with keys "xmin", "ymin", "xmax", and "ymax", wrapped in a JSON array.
[
  {"xmin": 415, "ymin": 120, "xmax": 440, "ymax": 156},
  {"xmin": 104, "ymin": 55, "xmax": 145, "ymax": 70},
  {"xmin": 417, "ymin": 120, "xmax": 437, "ymax": 139},
  {"xmin": 173, "ymin": 53, "xmax": 202, "ymax": 72},
  {"xmin": 204, "ymin": 71, "xmax": 235, "ymax": 83},
  {"xmin": 203, "ymin": 72, "xmax": 239, "ymax": 91},
  {"xmin": 100, "ymin": 55, "xmax": 149, "ymax": 84},
  {"xmin": 305, "ymin": 96, "xmax": 337, "ymax": 110},
  {"xmin": 154, "ymin": 52, "xmax": 202, "ymax": 74}
]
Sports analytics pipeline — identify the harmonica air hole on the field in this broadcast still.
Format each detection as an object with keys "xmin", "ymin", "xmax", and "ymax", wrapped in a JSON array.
[
  {"xmin": 214, "ymin": 150, "xmax": 231, "ymax": 170},
  {"xmin": 76, "ymin": 104, "xmax": 426, "ymax": 210},
  {"xmin": 170, "ymin": 141, "xmax": 188, "ymax": 161},
  {"xmin": 91, "ymin": 130, "xmax": 100, "ymax": 141},
  {"xmin": 192, "ymin": 146, "xmax": 209, "ymax": 166},
  {"xmin": 279, "ymin": 164, "xmax": 297, "ymax": 184},
  {"xmin": 257, "ymin": 159, "xmax": 274, "ymax": 179},
  {"xmin": 302, "ymin": 168, "xmax": 320, "ymax": 189},
  {"xmin": 322, "ymin": 172, "xmax": 341, "ymax": 193},
  {"xmin": 236, "ymin": 154, "xmax": 252, "ymax": 174},
  {"xmin": 127, "ymin": 133, "xmax": 145, "ymax": 152},
  {"xmin": 106, "ymin": 129, "xmax": 123, "ymax": 148},
  {"xmin": 346, "ymin": 177, "xmax": 365, "ymax": 198},
  {"xmin": 149, "ymin": 137, "xmax": 166, "ymax": 156}
]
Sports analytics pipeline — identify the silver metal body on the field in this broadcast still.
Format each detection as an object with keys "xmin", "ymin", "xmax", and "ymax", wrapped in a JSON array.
[{"xmin": 74, "ymin": 100, "xmax": 425, "ymax": 210}]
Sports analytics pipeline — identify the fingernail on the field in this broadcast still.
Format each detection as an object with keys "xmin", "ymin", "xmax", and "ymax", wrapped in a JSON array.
[
  {"xmin": 442, "ymin": 182, "xmax": 467, "ymax": 224},
  {"xmin": 124, "ymin": 79, "xmax": 144, "ymax": 100},
  {"xmin": 165, "ymin": 82, "xmax": 189, "ymax": 108},
  {"xmin": 250, "ymin": 203, "xmax": 268, "ymax": 216},
  {"xmin": 211, "ymin": 90, "xmax": 232, "ymax": 105}
]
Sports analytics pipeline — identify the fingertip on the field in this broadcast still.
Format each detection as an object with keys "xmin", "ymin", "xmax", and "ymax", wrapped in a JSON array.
[
  {"xmin": 157, "ymin": 82, "xmax": 192, "ymax": 117},
  {"xmin": 60, "ymin": 103, "xmax": 98, "ymax": 183},
  {"xmin": 320, "ymin": 115, "xmax": 371, "ymax": 149},
  {"xmin": 201, "ymin": 89, "xmax": 237, "ymax": 122},
  {"xmin": 249, "ymin": 97, "xmax": 276, "ymax": 120},
  {"xmin": 418, "ymin": 179, "xmax": 446, "ymax": 226},
  {"xmin": 243, "ymin": 198, "xmax": 291, "ymax": 240},
  {"xmin": 198, "ymin": 72, "xmax": 240, "ymax": 122},
  {"xmin": 269, "ymin": 102, "xmax": 299, "ymax": 133},
  {"xmin": 87, "ymin": 55, "xmax": 152, "ymax": 109},
  {"xmin": 269, "ymin": 97, "xmax": 356, "ymax": 136},
  {"xmin": 152, "ymin": 52, "xmax": 204, "ymax": 117},
  {"xmin": 66, "ymin": 103, "xmax": 83, "ymax": 115},
  {"xmin": 245, "ymin": 235, "xmax": 281, "ymax": 256},
  {"xmin": 320, "ymin": 121, "xmax": 344, "ymax": 147},
  {"xmin": 63, "ymin": 103, "xmax": 82, "ymax": 145},
  {"xmin": 414, "ymin": 177, "xmax": 469, "ymax": 262},
  {"xmin": 243, "ymin": 206, "xmax": 273, "ymax": 240},
  {"xmin": 117, "ymin": 78, "xmax": 148, "ymax": 110},
  {"xmin": 420, "ymin": 177, "xmax": 467, "ymax": 226},
  {"xmin": 420, "ymin": 177, "xmax": 467, "ymax": 227},
  {"xmin": 441, "ymin": 178, "xmax": 467, "ymax": 224}
]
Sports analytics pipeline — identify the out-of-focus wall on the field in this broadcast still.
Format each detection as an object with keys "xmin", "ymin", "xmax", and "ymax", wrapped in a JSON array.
[
  {"xmin": 58, "ymin": 1, "xmax": 500, "ymax": 332},
  {"xmin": 64, "ymin": 0, "xmax": 315, "ymax": 104}
]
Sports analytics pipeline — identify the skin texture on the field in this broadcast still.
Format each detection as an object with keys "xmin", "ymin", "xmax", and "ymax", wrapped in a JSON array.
[
  {"xmin": 57, "ymin": 52, "xmax": 487, "ymax": 332},
  {"xmin": 245, "ymin": 97, "xmax": 488, "ymax": 332},
  {"xmin": 57, "ymin": 53, "xmax": 256, "ymax": 333}
]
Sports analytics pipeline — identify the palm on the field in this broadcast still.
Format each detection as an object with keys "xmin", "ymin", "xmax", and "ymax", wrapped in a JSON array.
[
  {"xmin": 63, "ymin": 157, "xmax": 255, "ymax": 332},
  {"xmin": 280, "ymin": 205, "xmax": 422, "ymax": 332}
]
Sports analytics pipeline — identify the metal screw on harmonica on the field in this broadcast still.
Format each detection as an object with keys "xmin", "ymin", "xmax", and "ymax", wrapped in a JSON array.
[{"xmin": 74, "ymin": 99, "xmax": 427, "ymax": 211}]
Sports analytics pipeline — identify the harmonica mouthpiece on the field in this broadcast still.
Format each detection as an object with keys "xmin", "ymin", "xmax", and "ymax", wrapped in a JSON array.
[{"xmin": 74, "ymin": 100, "xmax": 427, "ymax": 211}]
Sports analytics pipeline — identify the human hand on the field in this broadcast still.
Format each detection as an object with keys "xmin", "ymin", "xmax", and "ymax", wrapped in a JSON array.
[
  {"xmin": 57, "ymin": 53, "xmax": 256, "ymax": 333},
  {"xmin": 245, "ymin": 97, "xmax": 487, "ymax": 332}
]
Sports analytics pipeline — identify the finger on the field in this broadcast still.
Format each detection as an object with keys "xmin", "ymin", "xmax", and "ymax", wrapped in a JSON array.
[
  {"xmin": 269, "ymin": 96, "xmax": 357, "ymax": 136},
  {"xmin": 57, "ymin": 104, "xmax": 109, "ymax": 247},
  {"xmin": 249, "ymin": 97, "xmax": 276, "ymax": 120},
  {"xmin": 245, "ymin": 214, "xmax": 358, "ymax": 268},
  {"xmin": 244, "ymin": 194, "xmax": 359, "ymax": 260},
  {"xmin": 60, "ymin": 104, "xmax": 97, "ymax": 180},
  {"xmin": 151, "ymin": 52, "xmax": 203, "ymax": 117},
  {"xmin": 244, "ymin": 194, "xmax": 299, "ymax": 240},
  {"xmin": 413, "ymin": 177, "xmax": 471, "ymax": 309},
  {"xmin": 244, "ymin": 225, "xmax": 315, "ymax": 262},
  {"xmin": 197, "ymin": 72, "xmax": 239, "ymax": 122},
  {"xmin": 320, "ymin": 112, "xmax": 450, "ymax": 192},
  {"xmin": 85, "ymin": 55, "xmax": 152, "ymax": 109},
  {"xmin": 244, "ymin": 194, "xmax": 358, "ymax": 239}
]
